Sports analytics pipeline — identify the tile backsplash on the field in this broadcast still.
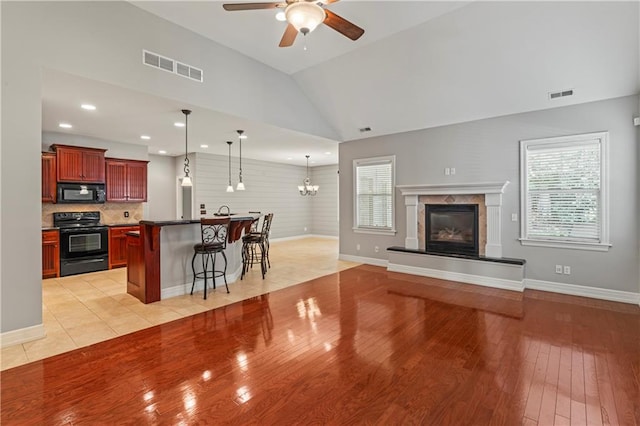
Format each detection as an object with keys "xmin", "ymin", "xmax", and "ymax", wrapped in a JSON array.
[{"xmin": 42, "ymin": 203, "xmax": 144, "ymax": 227}]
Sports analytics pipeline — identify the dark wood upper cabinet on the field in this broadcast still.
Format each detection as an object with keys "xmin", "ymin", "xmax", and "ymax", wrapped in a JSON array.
[
  {"xmin": 41, "ymin": 152, "xmax": 57, "ymax": 203},
  {"xmin": 105, "ymin": 158, "xmax": 148, "ymax": 202},
  {"xmin": 51, "ymin": 144, "xmax": 107, "ymax": 183}
]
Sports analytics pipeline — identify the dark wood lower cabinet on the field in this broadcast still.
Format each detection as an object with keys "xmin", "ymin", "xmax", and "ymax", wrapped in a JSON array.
[
  {"xmin": 109, "ymin": 226, "xmax": 140, "ymax": 269},
  {"xmin": 42, "ymin": 230, "xmax": 59, "ymax": 278}
]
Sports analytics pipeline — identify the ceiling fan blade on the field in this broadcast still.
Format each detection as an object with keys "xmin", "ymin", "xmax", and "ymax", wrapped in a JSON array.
[
  {"xmin": 323, "ymin": 9, "xmax": 364, "ymax": 41},
  {"xmin": 222, "ymin": 2, "xmax": 283, "ymax": 11},
  {"xmin": 279, "ymin": 23, "xmax": 298, "ymax": 47}
]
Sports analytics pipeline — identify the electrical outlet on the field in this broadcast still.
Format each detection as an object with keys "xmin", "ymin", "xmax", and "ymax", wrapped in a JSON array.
[
  {"xmin": 450, "ymin": 167, "xmax": 456, "ymax": 175},
  {"xmin": 444, "ymin": 167, "xmax": 450, "ymax": 175},
  {"xmin": 124, "ymin": 211, "xmax": 129, "ymax": 218},
  {"xmin": 356, "ymin": 244, "xmax": 360, "ymax": 251},
  {"xmin": 374, "ymin": 246, "xmax": 379, "ymax": 253},
  {"xmin": 555, "ymin": 265, "xmax": 563, "ymax": 274},
  {"xmin": 511, "ymin": 213, "xmax": 518, "ymax": 222},
  {"xmin": 563, "ymin": 266, "xmax": 571, "ymax": 275}
]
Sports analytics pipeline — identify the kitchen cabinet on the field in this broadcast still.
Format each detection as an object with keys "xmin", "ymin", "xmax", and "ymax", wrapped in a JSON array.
[
  {"xmin": 42, "ymin": 230, "xmax": 60, "ymax": 278},
  {"xmin": 51, "ymin": 144, "xmax": 106, "ymax": 183},
  {"xmin": 106, "ymin": 159, "xmax": 148, "ymax": 202},
  {"xmin": 109, "ymin": 225, "xmax": 140, "ymax": 269},
  {"xmin": 41, "ymin": 152, "xmax": 57, "ymax": 203}
]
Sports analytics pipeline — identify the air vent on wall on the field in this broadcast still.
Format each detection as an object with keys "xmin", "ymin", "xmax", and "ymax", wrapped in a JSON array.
[
  {"xmin": 548, "ymin": 88, "xmax": 574, "ymax": 100},
  {"xmin": 142, "ymin": 50, "xmax": 203, "ymax": 83}
]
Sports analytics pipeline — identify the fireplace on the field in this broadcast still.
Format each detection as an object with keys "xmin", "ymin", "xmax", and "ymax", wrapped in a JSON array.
[{"xmin": 426, "ymin": 204, "xmax": 479, "ymax": 256}]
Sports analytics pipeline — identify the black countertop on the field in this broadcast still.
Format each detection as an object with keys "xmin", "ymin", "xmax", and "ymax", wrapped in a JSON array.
[
  {"xmin": 140, "ymin": 214, "xmax": 259, "ymax": 227},
  {"xmin": 42, "ymin": 227, "xmax": 59, "ymax": 231}
]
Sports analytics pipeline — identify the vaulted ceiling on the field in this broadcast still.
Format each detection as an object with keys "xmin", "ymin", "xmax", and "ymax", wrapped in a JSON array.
[{"xmin": 42, "ymin": 1, "xmax": 640, "ymax": 165}]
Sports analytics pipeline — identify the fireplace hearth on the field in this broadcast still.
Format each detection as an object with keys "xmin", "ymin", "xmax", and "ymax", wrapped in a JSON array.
[{"xmin": 426, "ymin": 204, "xmax": 479, "ymax": 256}]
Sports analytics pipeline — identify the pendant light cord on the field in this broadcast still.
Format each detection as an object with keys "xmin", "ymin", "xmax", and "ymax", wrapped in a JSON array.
[{"xmin": 182, "ymin": 109, "xmax": 191, "ymax": 177}]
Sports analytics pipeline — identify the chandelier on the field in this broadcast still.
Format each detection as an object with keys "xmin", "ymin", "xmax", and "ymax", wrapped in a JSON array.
[{"xmin": 298, "ymin": 155, "xmax": 319, "ymax": 196}]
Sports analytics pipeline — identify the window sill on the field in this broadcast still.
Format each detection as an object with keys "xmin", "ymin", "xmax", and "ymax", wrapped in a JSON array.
[
  {"xmin": 519, "ymin": 238, "xmax": 611, "ymax": 252},
  {"xmin": 353, "ymin": 227, "xmax": 397, "ymax": 236}
]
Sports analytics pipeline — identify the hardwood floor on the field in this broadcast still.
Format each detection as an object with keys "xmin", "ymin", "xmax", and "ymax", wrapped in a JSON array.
[{"xmin": 2, "ymin": 264, "xmax": 639, "ymax": 424}]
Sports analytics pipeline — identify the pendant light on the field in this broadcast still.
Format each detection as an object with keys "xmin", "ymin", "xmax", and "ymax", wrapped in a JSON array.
[
  {"xmin": 226, "ymin": 141, "xmax": 234, "ymax": 193},
  {"xmin": 180, "ymin": 109, "xmax": 193, "ymax": 187},
  {"xmin": 298, "ymin": 155, "xmax": 319, "ymax": 196},
  {"xmin": 236, "ymin": 130, "xmax": 246, "ymax": 191}
]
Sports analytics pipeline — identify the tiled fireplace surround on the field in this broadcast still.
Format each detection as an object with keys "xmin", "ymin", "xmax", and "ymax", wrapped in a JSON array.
[
  {"xmin": 400, "ymin": 182, "xmax": 509, "ymax": 258},
  {"xmin": 387, "ymin": 182, "xmax": 525, "ymax": 292}
]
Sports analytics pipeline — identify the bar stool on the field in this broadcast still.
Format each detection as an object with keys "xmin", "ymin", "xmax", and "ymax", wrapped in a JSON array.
[
  {"xmin": 191, "ymin": 217, "xmax": 230, "ymax": 299},
  {"xmin": 241, "ymin": 213, "xmax": 273, "ymax": 280}
]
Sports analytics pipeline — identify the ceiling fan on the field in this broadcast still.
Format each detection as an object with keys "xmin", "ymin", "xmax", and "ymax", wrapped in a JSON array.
[{"xmin": 222, "ymin": 0, "xmax": 365, "ymax": 47}]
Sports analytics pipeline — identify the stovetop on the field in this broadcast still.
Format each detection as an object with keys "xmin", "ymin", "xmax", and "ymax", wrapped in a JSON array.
[{"xmin": 53, "ymin": 211, "xmax": 105, "ymax": 228}]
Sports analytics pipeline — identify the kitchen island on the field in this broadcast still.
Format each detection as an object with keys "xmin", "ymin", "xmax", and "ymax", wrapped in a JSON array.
[{"xmin": 126, "ymin": 214, "xmax": 259, "ymax": 304}]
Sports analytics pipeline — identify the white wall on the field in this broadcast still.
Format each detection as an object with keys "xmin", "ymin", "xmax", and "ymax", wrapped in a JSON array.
[
  {"xmin": 310, "ymin": 165, "xmax": 339, "ymax": 237},
  {"xmin": 339, "ymin": 95, "xmax": 639, "ymax": 294},
  {"xmin": 193, "ymin": 153, "xmax": 312, "ymax": 239},
  {"xmin": 146, "ymin": 154, "xmax": 177, "ymax": 221}
]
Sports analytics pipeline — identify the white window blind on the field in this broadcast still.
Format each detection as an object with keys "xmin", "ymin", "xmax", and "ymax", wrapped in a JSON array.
[
  {"xmin": 520, "ymin": 132, "xmax": 609, "ymax": 251},
  {"xmin": 354, "ymin": 156, "xmax": 395, "ymax": 233}
]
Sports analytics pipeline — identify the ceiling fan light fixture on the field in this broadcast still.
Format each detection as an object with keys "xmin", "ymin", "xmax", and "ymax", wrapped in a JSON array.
[{"xmin": 285, "ymin": 2, "xmax": 325, "ymax": 34}]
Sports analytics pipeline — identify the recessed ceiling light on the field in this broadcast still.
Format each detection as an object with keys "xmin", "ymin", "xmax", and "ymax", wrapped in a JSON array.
[
  {"xmin": 275, "ymin": 11, "xmax": 286, "ymax": 21},
  {"xmin": 324, "ymin": 151, "xmax": 331, "ymax": 155},
  {"xmin": 286, "ymin": 157, "xmax": 293, "ymax": 160},
  {"xmin": 200, "ymin": 144, "xmax": 208, "ymax": 148},
  {"xmin": 59, "ymin": 123, "xmax": 72, "ymax": 129},
  {"xmin": 174, "ymin": 122, "xmax": 185, "ymax": 127},
  {"xmin": 158, "ymin": 150, "xmax": 167, "ymax": 154},
  {"xmin": 140, "ymin": 135, "xmax": 151, "ymax": 140},
  {"xmin": 81, "ymin": 104, "xmax": 96, "ymax": 111}
]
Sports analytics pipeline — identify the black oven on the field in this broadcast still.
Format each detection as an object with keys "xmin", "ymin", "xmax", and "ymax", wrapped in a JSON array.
[
  {"xmin": 54, "ymin": 212, "xmax": 109, "ymax": 277},
  {"xmin": 57, "ymin": 183, "xmax": 106, "ymax": 204}
]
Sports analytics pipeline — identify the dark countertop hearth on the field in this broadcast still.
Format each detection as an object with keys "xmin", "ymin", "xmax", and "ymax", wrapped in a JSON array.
[
  {"xmin": 387, "ymin": 246, "xmax": 526, "ymax": 265},
  {"xmin": 105, "ymin": 223, "xmax": 141, "ymax": 228},
  {"xmin": 42, "ymin": 227, "xmax": 59, "ymax": 231}
]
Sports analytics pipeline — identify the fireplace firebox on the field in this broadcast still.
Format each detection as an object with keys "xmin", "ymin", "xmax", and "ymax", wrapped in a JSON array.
[{"xmin": 426, "ymin": 204, "xmax": 479, "ymax": 256}]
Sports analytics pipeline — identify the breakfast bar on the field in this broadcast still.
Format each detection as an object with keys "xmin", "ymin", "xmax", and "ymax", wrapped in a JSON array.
[{"xmin": 126, "ymin": 214, "xmax": 259, "ymax": 303}]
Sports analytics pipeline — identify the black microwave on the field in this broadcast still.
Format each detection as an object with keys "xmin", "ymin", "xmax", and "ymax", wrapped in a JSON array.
[{"xmin": 57, "ymin": 183, "xmax": 106, "ymax": 204}]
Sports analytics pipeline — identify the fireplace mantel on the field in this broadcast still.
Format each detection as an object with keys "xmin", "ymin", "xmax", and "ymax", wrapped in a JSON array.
[{"xmin": 397, "ymin": 181, "xmax": 510, "ymax": 258}]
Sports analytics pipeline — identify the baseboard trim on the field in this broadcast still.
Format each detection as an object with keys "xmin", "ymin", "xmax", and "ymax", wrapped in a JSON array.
[
  {"xmin": 1, "ymin": 323, "xmax": 46, "ymax": 348},
  {"xmin": 161, "ymin": 267, "xmax": 242, "ymax": 299},
  {"xmin": 270, "ymin": 234, "xmax": 338, "ymax": 243},
  {"xmin": 525, "ymin": 279, "xmax": 640, "ymax": 305},
  {"xmin": 338, "ymin": 253, "xmax": 388, "ymax": 267},
  {"xmin": 388, "ymin": 263, "xmax": 525, "ymax": 292}
]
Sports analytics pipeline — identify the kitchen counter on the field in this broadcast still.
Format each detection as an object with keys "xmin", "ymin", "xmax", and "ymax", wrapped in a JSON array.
[
  {"xmin": 127, "ymin": 214, "xmax": 260, "ymax": 304},
  {"xmin": 42, "ymin": 227, "xmax": 59, "ymax": 231},
  {"xmin": 105, "ymin": 223, "xmax": 140, "ymax": 228}
]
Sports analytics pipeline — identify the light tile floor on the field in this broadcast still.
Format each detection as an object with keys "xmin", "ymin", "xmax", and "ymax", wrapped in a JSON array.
[{"xmin": 1, "ymin": 237, "xmax": 358, "ymax": 371}]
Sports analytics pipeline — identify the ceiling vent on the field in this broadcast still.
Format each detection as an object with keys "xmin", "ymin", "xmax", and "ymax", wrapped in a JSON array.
[
  {"xmin": 548, "ymin": 88, "xmax": 574, "ymax": 100},
  {"xmin": 143, "ymin": 50, "xmax": 203, "ymax": 83}
]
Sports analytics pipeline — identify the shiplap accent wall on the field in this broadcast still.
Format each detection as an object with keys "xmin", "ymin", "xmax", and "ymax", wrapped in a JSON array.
[
  {"xmin": 194, "ymin": 153, "xmax": 313, "ymax": 239},
  {"xmin": 310, "ymin": 165, "xmax": 339, "ymax": 237}
]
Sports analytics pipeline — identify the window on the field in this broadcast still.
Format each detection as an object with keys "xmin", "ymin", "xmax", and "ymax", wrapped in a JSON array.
[
  {"xmin": 353, "ymin": 156, "xmax": 396, "ymax": 235},
  {"xmin": 520, "ymin": 132, "xmax": 609, "ymax": 251}
]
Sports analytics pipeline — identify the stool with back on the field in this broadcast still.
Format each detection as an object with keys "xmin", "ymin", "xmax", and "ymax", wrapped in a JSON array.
[
  {"xmin": 191, "ymin": 217, "xmax": 231, "ymax": 299},
  {"xmin": 241, "ymin": 213, "xmax": 273, "ymax": 280}
]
